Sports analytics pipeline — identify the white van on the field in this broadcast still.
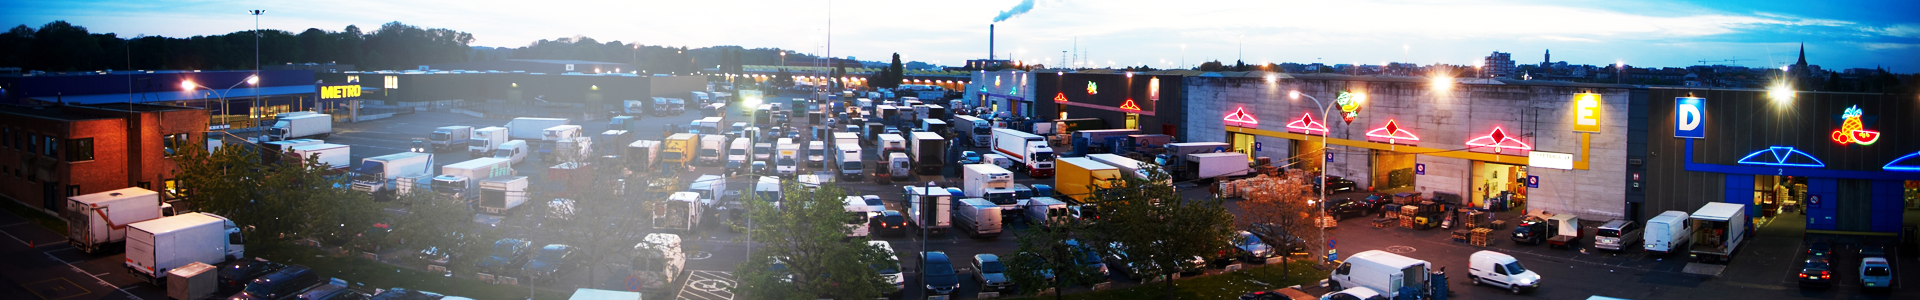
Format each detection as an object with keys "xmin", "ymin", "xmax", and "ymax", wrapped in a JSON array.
[
  {"xmin": 689, "ymin": 175, "xmax": 726, "ymax": 205},
  {"xmin": 1330, "ymin": 250, "xmax": 1431, "ymax": 299},
  {"xmin": 630, "ymin": 233, "xmax": 686, "ymax": 291},
  {"xmin": 753, "ymin": 176, "xmax": 783, "ymax": 208},
  {"xmin": 1595, "ymin": 219, "xmax": 1644, "ymax": 251},
  {"xmin": 806, "ymin": 141, "xmax": 827, "ymax": 168},
  {"xmin": 728, "ymin": 138, "xmax": 752, "ymax": 171},
  {"xmin": 1467, "ymin": 251, "xmax": 1541, "ymax": 294},
  {"xmin": 843, "ymin": 196, "xmax": 875, "ymax": 238},
  {"xmin": 982, "ymin": 153, "xmax": 1015, "ymax": 170},
  {"xmin": 868, "ymin": 241, "xmax": 906, "ymax": 294},
  {"xmin": 492, "ymin": 140, "xmax": 528, "ymax": 165},
  {"xmin": 1643, "ymin": 210, "xmax": 1693, "ymax": 255},
  {"xmin": 1024, "ymin": 197, "xmax": 1070, "ymax": 228}
]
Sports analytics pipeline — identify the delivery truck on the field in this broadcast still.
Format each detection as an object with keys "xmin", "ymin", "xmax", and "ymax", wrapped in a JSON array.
[
  {"xmin": 478, "ymin": 176, "xmax": 530, "ymax": 215},
  {"xmin": 469, "ymin": 126, "xmax": 509, "ymax": 157},
  {"xmin": 661, "ymin": 133, "xmax": 698, "ymax": 169},
  {"xmin": 656, "ymin": 192, "xmax": 703, "ymax": 232},
  {"xmin": 124, "ymin": 213, "xmax": 244, "ymax": 285},
  {"xmin": 1689, "ymin": 202, "xmax": 1748, "ymax": 264},
  {"xmin": 952, "ymin": 198, "xmax": 1003, "ymax": 239},
  {"xmin": 627, "ymin": 140, "xmax": 663, "ymax": 172},
  {"xmin": 1158, "ymin": 142, "xmax": 1231, "ymax": 178},
  {"xmin": 1184, "ymin": 152, "xmax": 1253, "ymax": 182},
  {"xmin": 507, "ymin": 117, "xmax": 570, "ymax": 140},
  {"xmin": 906, "ymin": 185, "xmax": 952, "ymax": 235},
  {"xmin": 699, "ymin": 134, "xmax": 727, "ymax": 166},
  {"xmin": 628, "ymin": 233, "xmax": 686, "ymax": 292},
  {"xmin": 775, "ymin": 144, "xmax": 800, "ymax": 177},
  {"xmin": 1067, "ymin": 129, "xmax": 1140, "ymax": 156},
  {"xmin": 962, "ymin": 164, "xmax": 1018, "ymax": 210},
  {"xmin": 267, "ymin": 114, "xmax": 331, "ymax": 141},
  {"xmin": 66, "ymin": 187, "xmax": 164, "ymax": 254},
  {"xmin": 260, "ymin": 139, "xmax": 323, "ymax": 165},
  {"xmin": 1054, "ymin": 157, "xmax": 1122, "ymax": 204},
  {"xmin": 1329, "ymin": 250, "xmax": 1434, "ymax": 299},
  {"xmin": 955, "ymin": 115, "xmax": 992, "ymax": 147},
  {"xmin": 434, "ymin": 157, "xmax": 515, "ymax": 201},
  {"xmin": 287, "ymin": 143, "xmax": 352, "ymax": 172},
  {"xmin": 834, "ymin": 142, "xmax": 865, "ymax": 181},
  {"xmin": 493, "ymin": 140, "xmax": 528, "ymax": 165},
  {"xmin": 881, "ymin": 152, "xmax": 911, "ymax": 184},
  {"xmin": 1088, "ymin": 153, "xmax": 1164, "ymax": 185},
  {"xmin": 991, "ymin": 128, "xmax": 1057, "ymax": 177},
  {"xmin": 1643, "ymin": 210, "xmax": 1694, "ymax": 255},
  {"xmin": 351, "ymin": 152, "xmax": 436, "ymax": 200},
  {"xmin": 428, "ymin": 125, "xmax": 473, "ymax": 152},
  {"xmin": 910, "ymin": 132, "xmax": 947, "ymax": 175}
]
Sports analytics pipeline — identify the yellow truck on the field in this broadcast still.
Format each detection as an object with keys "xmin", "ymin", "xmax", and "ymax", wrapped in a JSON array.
[
  {"xmin": 1054, "ymin": 157, "xmax": 1122, "ymax": 204},
  {"xmin": 661, "ymin": 133, "xmax": 699, "ymax": 170}
]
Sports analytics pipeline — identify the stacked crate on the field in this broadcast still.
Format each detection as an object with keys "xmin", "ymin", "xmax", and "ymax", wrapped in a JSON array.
[
  {"xmin": 1383, "ymin": 204, "xmax": 1403, "ymax": 222},
  {"xmin": 1470, "ymin": 228, "xmax": 1494, "ymax": 246},
  {"xmin": 1462, "ymin": 210, "xmax": 1487, "ymax": 229},
  {"xmin": 1400, "ymin": 205, "xmax": 1420, "ymax": 228},
  {"xmin": 1372, "ymin": 217, "xmax": 1393, "ymax": 228}
]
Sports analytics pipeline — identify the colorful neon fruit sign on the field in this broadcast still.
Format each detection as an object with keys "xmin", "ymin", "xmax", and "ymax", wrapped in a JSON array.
[
  {"xmin": 1285, "ymin": 113, "xmax": 1329, "ymax": 135},
  {"xmin": 1335, "ymin": 92, "xmax": 1365, "ymax": 124},
  {"xmin": 1465, "ymin": 126, "xmax": 1531, "ymax": 153},
  {"xmin": 1365, "ymin": 119, "xmax": 1420, "ymax": 145},
  {"xmin": 1737, "ymin": 146, "xmax": 1827, "ymax": 168},
  {"xmin": 1830, "ymin": 105, "xmax": 1879, "ymax": 145},
  {"xmin": 1224, "ymin": 107, "xmax": 1260, "ymax": 126},
  {"xmin": 1087, "ymin": 81, "xmax": 1099, "ymax": 95}
]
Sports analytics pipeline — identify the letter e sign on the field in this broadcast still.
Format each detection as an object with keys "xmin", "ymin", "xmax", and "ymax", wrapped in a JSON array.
[{"xmin": 1573, "ymin": 93, "xmax": 1602, "ymax": 133}]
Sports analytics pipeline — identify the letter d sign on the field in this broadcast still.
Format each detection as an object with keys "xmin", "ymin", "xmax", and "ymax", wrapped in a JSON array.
[{"xmin": 1675, "ymin": 97, "xmax": 1706, "ymax": 139}]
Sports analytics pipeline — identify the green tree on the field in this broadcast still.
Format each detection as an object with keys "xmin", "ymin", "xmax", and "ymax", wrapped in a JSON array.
[
  {"xmin": 1083, "ymin": 166, "xmax": 1236, "ymax": 298},
  {"xmin": 532, "ymin": 141, "xmax": 663, "ymax": 287},
  {"xmin": 1007, "ymin": 217, "xmax": 1108, "ymax": 298},
  {"xmin": 729, "ymin": 182, "xmax": 891, "ymax": 300},
  {"xmin": 387, "ymin": 189, "xmax": 499, "ymax": 273},
  {"xmin": 171, "ymin": 141, "xmax": 380, "ymax": 248}
]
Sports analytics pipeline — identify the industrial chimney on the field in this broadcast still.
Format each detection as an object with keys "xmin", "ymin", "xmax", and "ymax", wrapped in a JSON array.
[{"xmin": 990, "ymin": 24, "xmax": 996, "ymax": 61}]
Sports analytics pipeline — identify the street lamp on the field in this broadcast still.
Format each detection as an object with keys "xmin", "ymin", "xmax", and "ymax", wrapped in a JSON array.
[{"xmin": 1290, "ymin": 89, "xmax": 1359, "ymax": 266}]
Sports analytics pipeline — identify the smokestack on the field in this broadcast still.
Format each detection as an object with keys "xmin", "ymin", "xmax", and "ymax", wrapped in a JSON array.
[{"xmin": 990, "ymin": 24, "xmax": 996, "ymax": 61}]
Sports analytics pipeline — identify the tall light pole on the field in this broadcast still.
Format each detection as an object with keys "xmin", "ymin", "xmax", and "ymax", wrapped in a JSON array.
[
  {"xmin": 183, "ymin": 76, "xmax": 258, "ymax": 132},
  {"xmin": 1291, "ymin": 89, "xmax": 1356, "ymax": 266},
  {"xmin": 251, "ymin": 9, "xmax": 264, "ymax": 125}
]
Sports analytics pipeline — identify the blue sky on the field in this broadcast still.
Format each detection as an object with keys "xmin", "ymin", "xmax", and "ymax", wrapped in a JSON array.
[{"xmin": 4, "ymin": 0, "xmax": 1916, "ymax": 72}]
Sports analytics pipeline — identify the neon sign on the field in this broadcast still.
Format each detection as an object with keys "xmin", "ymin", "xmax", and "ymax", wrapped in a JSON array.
[
  {"xmin": 1087, "ymin": 81, "xmax": 1099, "ymax": 95},
  {"xmin": 1465, "ymin": 126, "xmax": 1530, "ymax": 154},
  {"xmin": 1573, "ymin": 93, "xmax": 1603, "ymax": 133},
  {"xmin": 1149, "ymin": 77, "xmax": 1161, "ymax": 101},
  {"xmin": 1886, "ymin": 151, "xmax": 1920, "ymax": 172},
  {"xmin": 1737, "ymin": 146, "xmax": 1826, "ymax": 168},
  {"xmin": 1119, "ymin": 99, "xmax": 1141, "ymax": 112},
  {"xmin": 1335, "ymin": 92, "xmax": 1365, "ymax": 124},
  {"xmin": 1224, "ymin": 107, "xmax": 1259, "ymax": 127},
  {"xmin": 1285, "ymin": 113, "xmax": 1328, "ymax": 135},
  {"xmin": 1830, "ymin": 105, "xmax": 1879, "ymax": 145},
  {"xmin": 1054, "ymin": 92, "xmax": 1069, "ymax": 102},
  {"xmin": 1365, "ymin": 119, "xmax": 1420, "ymax": 145}
]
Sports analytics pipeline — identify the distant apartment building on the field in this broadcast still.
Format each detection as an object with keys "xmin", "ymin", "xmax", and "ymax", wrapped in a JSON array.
[
  {"xmin": 1483, "ymin": 51, "xmax": 1515, "ymax": 78},
  {"xmin": 0, "ymin": 103, "xmax": 207, "ymax": 214}
]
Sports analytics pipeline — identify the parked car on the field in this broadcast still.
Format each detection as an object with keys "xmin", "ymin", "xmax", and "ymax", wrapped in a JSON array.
[
  {"xmin": 920, "ymin": 251, "xmax": 960, "ymax": 295},
  {"xmin": 1316, "ymin": 175, "xmax": 1358, "ymax": 193},
  {"xmin": 1065, "ymin": 239, "xmax": 1110, "ymax": 278},
  {"xmin": 1467, "ymin": 251, "xmax": 1541, "ymax": 294},
  {"xmin": 1807, "ymin": 241, "xmax": 1832, "ymax": 258},
  {"xmin": 1105, "ymin": 242, "xmax": 1203, "ymax": 280},
  {"xmin": 959, "ymin": 151, "xmax": 983, "ymax": 165},
  {"xmin": 1320, "ymin": 287, "xmax": 1388, "ymax": 300},
  {"xmin": 1861, "ymin": 256, "xmax": 1893, "ymax": 289},
  {"xmin": 1858, "ymin": 245, "xmax": 1886, "ymax": 258},
  {"xmin": 220, "ymin": 258, "xmax": 288, "ymax": 290},
  {"xmin": 477, "ymin": 238, "xmax": 532, "ymax": 274},
  {"xmin": 1250, "ymin": 223, "xmax": 1311, "ymax": 257},
  {"xmin": 1227, "ymin": 230, "xmax": 1278, "ymax": 263},
  {"xmin": 1013, "ymin": 252, "xmax": 1056, "ymax": 282},
  {"xmin": 972, "ymin": 254, "xmax": 1015, "ymax": 293},
  {"xmin": 876, "ymin": 210, "xmax": 908, "ymax": 237},
  {"xmin": 868, "ymin": 241, "xmax": 905, "ymax": 295},
  {"xmin": 1326, "ymin": 198, "xmax": 1373, "ymax": 220},
  {"xmin": 294, "ymin": 282, "xmax": 371, "ymax": 300},
  {"xmin": 231, "ymin": 265, "xmax": 323, "ymax": 300},
  {"xmin": 367, "ymin": 288, "xmax": 445, "ymax": 300},
  {"xmin": 1511, "ymin": 220, "xmax": 1548, "ymax": 245},
  {"xmin": 522, "ymin": 244, "xmax": 576, "ymax": 281},
  {"xmin": 416, "ymin": 246, "xmax": 452, "ymax": 267},
  {"xmin": 1797, "ymin": 257, "xmax": 1833, "ymax": 288},
  {"xmin": 1238, "ymin": 287, "xmax": 1314, "ymax": 300}
]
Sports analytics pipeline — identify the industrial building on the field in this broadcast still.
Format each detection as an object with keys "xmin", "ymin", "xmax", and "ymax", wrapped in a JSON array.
[{"xmin": 0, "ymin": 103, "xmax": 208, "ymax": 213}]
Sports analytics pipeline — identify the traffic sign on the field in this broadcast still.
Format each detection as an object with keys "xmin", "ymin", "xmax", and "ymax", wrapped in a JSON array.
[
  {"xmin": 1254, "ymin": 142, "xmax": 1263, "ymax": 152},
  {"xmin": 1526, "ymin": 175, "xmax": 1540, "ymax": 188},
  {"xmin": 1415, "ymin": 163, "xmax": 1425, "ymax": 175},
  {"xmin": 1326, "ymin": 153, "xmax": 1334, "ymax": 162}
]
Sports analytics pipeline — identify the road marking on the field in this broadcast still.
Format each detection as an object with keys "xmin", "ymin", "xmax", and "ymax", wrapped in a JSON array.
[
  {"xmin": 0, "ymin": 225, "xmax": 142, "ymax": 300},
  {"xmin": 676, "ymin": 270, "xmax": 735, "ymax": 300},
  {"xmin": 0, "ymin": 222, "xmax": 28, "ymax": 227}
]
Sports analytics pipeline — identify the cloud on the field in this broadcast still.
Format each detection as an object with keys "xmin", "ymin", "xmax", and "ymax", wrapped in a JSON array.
[
  {"xmin": 992, "ymin": 0, "xmax": 1036, "ymax": 23},
  {"xmin": 1869, "ymin": 24, "xmax": 1920, "ymax": 38}
]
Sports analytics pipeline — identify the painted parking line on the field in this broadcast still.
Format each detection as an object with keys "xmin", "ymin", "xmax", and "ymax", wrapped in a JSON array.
[
  {"xmin": 676, "ymin": 270, "xmax": 735, "ymax": 300},
  {"xmin": 23, "ymin": 278, "xmax": 89, "ymax": 300}
]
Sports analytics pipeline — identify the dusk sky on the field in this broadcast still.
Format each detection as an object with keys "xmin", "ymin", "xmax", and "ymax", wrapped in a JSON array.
[{"xmin": 6, "ymin": 0, "xmax": 1917, "ymax": 71}]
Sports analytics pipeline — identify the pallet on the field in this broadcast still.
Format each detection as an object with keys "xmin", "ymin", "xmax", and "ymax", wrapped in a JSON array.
[
  {"xmin": 1372, "ymin": 218, "xmax": 1393, "ymax": 228},
  {"xmin": 1470, "ymin": 228, "xmax": 1493, "ymax": 246}
]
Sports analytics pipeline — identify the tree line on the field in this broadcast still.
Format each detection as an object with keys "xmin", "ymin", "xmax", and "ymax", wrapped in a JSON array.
[{"xmin": 0, "ymin": 21, "xmax": 473, "ymax": 72}]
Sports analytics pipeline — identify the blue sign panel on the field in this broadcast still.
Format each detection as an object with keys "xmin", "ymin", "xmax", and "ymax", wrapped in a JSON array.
[
  {"xmin": 1526, "ymin": 175, "xmax": 1540, "ymax": 188},
  {"xmin": 1326, "ymin": 153, "xmax": 1334, "ymax": 162},
  {"xmin": 1415, "ymin": 163, "xmax": 1426, "ymax": 175},
  {"xmin": 1675, "ymin": 97, "xmax": 1706, "ymax": 139},
  {"xmin": 1254, "ymin": 142, "xmax": 1263, "ymax": 152}
]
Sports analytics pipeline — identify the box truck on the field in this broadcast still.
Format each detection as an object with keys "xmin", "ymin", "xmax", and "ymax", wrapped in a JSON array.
[
  {"xmin": 1329, "ymin": 250, "xmax": 1433, "ymax": 299},
  {"xmin": 699, "ymin": 134, "xmax": 727, "ymax": 166},
  {"xmin": 125, "ymin": 213, "xmax": 244, "ymax": 285},
  {"xmin": 507, "ymin": 118, "xmax": 570, "ymax": 140},
  {"xmin": 628, "ymin": 234, "xmax": 686, "ymax": 292},
  {"xmin": 1185, "ymin": 152, "xmax": 1253, "ymax": 181},
  {"xmin": 351, "ymin": 152, "xmax": 436, "ymax": 200},
  {"xmin": 1689, "ymin": 202, "xmax": 1748, "ymax": 264},
  {"xmin": 469, "ymin": 126, "xmax": 509, "ymax": 157},
  {"xmin": 546, "ymin": 162, "xmax": 594, "ymax": 198},
  {"xmin": 478, "ymin": 176, "xmax": 530, "ymax": 215},
  {"xmin": 599, "ymin": 130, "xmax": 634, "ymax": 155},
  {"xmin": 434, "ymin": 157, "xmax": 515, "ymax": 201},
  {"xmin": 955, "ymin": 115, "xmax": 992, "ymax": 147},
  {"xmin": 992, "ymin": 128, "xmax": 1056, "ymax": 177},
  {"xmin": 662, "ymin": 133, "xmax": 698, "ymax": 169},
  {"xmin": 428, "ymin": 126, "xmax": 473, "ymax": 152},
  {"xmin": 1067, "ymin": 129, "xmax": 1140, "ymax": 156},
  {"xmin": 905, "ymin": 185, "xmax": 952, "ymax": 235},
  {"xmin": 962, "ymin": 165, "xmax": 1018, "ymax": 210},
  {"xmin": 1054, "ymin": 157, "xmax": 1122, "ymax": 204},
  {"xmin": 1643, "ymin": 210, "xmax": 1694, "ymax": 255},
  {"xmin": 775, "ymin": 144, "xmax": 800, "ymax": 176},
  {"xmin": 1158, "ymin": 142, "xmax": 1231, "ymax": 178},
  {"xmin": 287, "ymin": 143, "xmax": 351, "ymax": 171},
  {"xmin": 834, "ymin": 142, "xmax": 865, "ymax": 181},
  {"xmin": 627, "ymin": 140, "xmax": 663, "ymax": 172},
  {"xmin": 259, "ymin": 139, "xmax": 323, "ymax": 164},
  {"xmin": 1088, "ymin": 153, "xmax": 1164, "ymax": 185},
  {"xmin": 66, "ymin": 187, "xmax": 164, "ymax": 254},
  {"xmin": 910, "ymin": 132, "xmax": 947, "ymax": 176},
  {"xmin": 267, "ymin": 114, "xmax": 331, "ymax": 141},
  {"xmin": 952, "ymin": 198, "xmax": 1003, "ymax": 239},
  {"xmin": 656, "ymin": 192, "xmax": 703, "ymax": 232}
]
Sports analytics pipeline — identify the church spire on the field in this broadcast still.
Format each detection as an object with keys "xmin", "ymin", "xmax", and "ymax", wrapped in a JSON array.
[{"xmin": 1795, "ymin": 43, "xmax": 1807, "ymax": 67}]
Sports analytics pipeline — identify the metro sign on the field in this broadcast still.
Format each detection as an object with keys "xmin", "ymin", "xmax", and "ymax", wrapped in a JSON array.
[
  {"xmin": 1119, "ymin": 99, "xmax": 1142, "ymax": 112},
  {"xmin": 1223, "ymin": 107, "xmax": 1260, "ymax": 127},
  {"xmin": 1466, "ymin": 126, "xmax": 1531, "ymax": 154},
  {"xmin": 1285, "ymin": 113, "xmax": 1328, "ymax": 135},
  {"xmin": 1365, "ymin": 119, "xmax": 1420, "ymax": 145}
]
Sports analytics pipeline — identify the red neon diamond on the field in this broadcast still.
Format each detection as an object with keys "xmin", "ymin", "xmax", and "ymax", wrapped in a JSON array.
[
  {"xmin": 1285, "ymin": 113, "xmax": 1328, "ymax": 134},
  {"xmin": 1120, "ymin": 99, "xmax": 1142, "ymax": 111},
  {"xmin": 1366, "ymin": 119, "xmax": 1420, "ymax": 145},
  {"xmin": 1466, "ymin": 126, "xmax": 1530, "ymax": 153},
  {"xmin": 1224, "ymin": 107, "xmax": 1260, "ymax": 126},
  {"xmin": 1385, "ymin": 121, "xmax": 1400, "ymax": 135},
  {"xmin": 1490, "ymin": 127, "xmax": 1507, "ymax": 143}
]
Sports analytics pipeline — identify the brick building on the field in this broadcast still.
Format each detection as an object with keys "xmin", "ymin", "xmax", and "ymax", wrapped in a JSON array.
[{"xmin": 0, "ymin": 103, "xmax": 208, "ymax": 214}]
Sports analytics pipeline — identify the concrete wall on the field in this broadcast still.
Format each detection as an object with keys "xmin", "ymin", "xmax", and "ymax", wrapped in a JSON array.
[{"xmin": 1185, "ymin": 76, "xmax": 1633, "ymax": 221}]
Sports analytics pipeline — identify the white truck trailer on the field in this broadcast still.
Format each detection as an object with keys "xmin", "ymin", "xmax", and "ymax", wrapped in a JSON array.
[
  {"xmin": 1690, "ymin": 202, "xmax": 1749, "ymax": 264},
  {"xmin": 906, "ymin": 185, "xmax": 952, "ymax": 235},
  {"xmin": 287, "ymin": 143, "xmax": 352, "ymax": 171},
  {"xmin": 350, "ymin": 152, "xmax": 435, "ymax": 200},
  {"xmin": 479, "ymin": 176, "xmax": 530, "ymax": 215},
  {"xmin": 962, "ymin": 164, "xmax": 1018, "ymax": 210},
  {"xmin": 1186, "ymin": 152, "xmax": 1252, "ymax": 181},
  {"xmin": 267, "ymin": 114, "xmax": 332, "ymax": 141},
  {"xmin": 469, "ymin": 126, "xmax": 509, "ymax": 157},
  {"xmin": 834, "ymin": 142, "xmax": 865, "ymax": 181},
  {"xmin": 434, "ymin": 157, "xmax": 515, "ymax": 201},
  {"xmin": 124, "ymin": 212, "xmax": 244, "ymax": 285},
  {"xmin": 507, "ymin": 117, "xmax": 570, "ymax": 140},
  {"xmin": 909, "ymin": 132, "xmax": 947, "ymax": 175},
  {"xmin": 656, "ymin": 192, "xmax": 703, "ymax": 232},
  {"xmin": 428, "ymin": 125, "xmax": 473, "ymax": 152},
  {"xmin": 991, "ymin": 128, "xmax": 1056, "ymax": 177},
  {"xmin": 66, "ymin": 187, "xmax": 164, "ymax": 253},
  {"xmin": 952, "ymin": 198, "xmax": 1003, "ymax": 239}
]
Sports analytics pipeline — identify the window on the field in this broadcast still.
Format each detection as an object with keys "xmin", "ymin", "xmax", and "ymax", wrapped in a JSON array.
[
  {"xmin": 346, "ymin": 75, "xmax": 360, "ymax": 83},
  {"xmin": 163, "ymin": 179, "xmax": 185, "ymax": 199},
  {"xmin": 384, "ymin": 76, "xmax": 399, "ymax": 89},
  {"xmin": 43, "ymin": 136, "xmax": 57, "ymax": 158},
  {"xmin": 163, "ymin": 133, "xmax": 193, "ymax": 156},
  {"xmin": 65, "ymin": 138, "xmax": 92, "ymax": 162}
]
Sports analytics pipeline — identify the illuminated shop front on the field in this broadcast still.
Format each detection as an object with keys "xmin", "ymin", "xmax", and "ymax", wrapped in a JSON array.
[{"xmin": 1644, "ymin": 89, "xmax": 1920, "ymax": 234}]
